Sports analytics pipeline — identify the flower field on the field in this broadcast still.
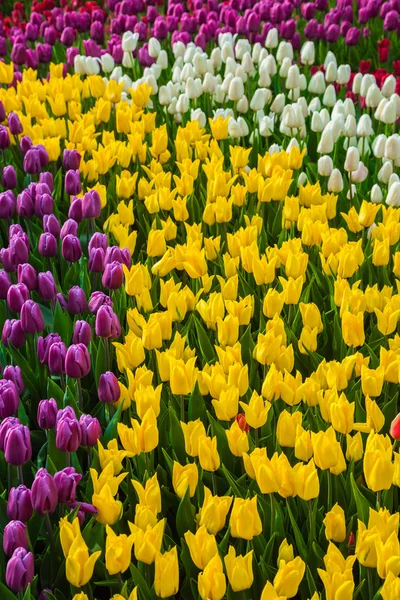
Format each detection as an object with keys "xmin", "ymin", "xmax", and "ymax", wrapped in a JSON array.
[{"xmin": 1, "ymin": 0, "xmax": 400, "ymax": 599}]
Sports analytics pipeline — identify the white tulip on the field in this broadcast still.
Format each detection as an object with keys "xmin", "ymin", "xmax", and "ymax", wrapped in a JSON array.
[
  {"xmin": 298, "ymin": 172, "xmax": 308, "ymax": 187},
  {"xmin": 228, "ymin": 118, "xmax": 242, "ymax": 138},
  {"xmin": 265, "ymin": 28, "xmax": 278, "ymax": 48},
  {"xmin": 279, "ymin": 56, "xmax": 291, "ymax": 79},
  {"xmin": 300, "ymin": 41, "xmax": 315, "ymax": 65},
  {"xmin": 382, "ymin": 75, "xmax": 396, "ymax": 97},
  {"xmin": 260, "ymin": 115, "xmax": 274, "ymax": 136},
  {"xmin": 101, "ymin": 53, "xmax": 114, "ymax": 73},
  {"xmin": 276, "ymin": 41, "xmax": 293, "ymax": 64},
  {"xmin": 250, "ymin": 89, "xmax": 267, "ymax": 111},
  {"xmin": 221, "ymin": 42, "xmax": 234, "ymax": 63},
  {"xmin": 308, "ymin": 98, "xmax": 321, "ymax": 112},
  {"xmin": 352, "ymin": 73, "xmax": 362, "ymax": 94},
  {"xmin": 322, "ymin": 84, "xmax": 336, "ymax": 107},
  {"xmin": 122, "ymin": 31, "xmax": 139, "ymax": 52},
  {"xmin": 148, "ymin": 37, "xmax": 161, "ymax": 59},
  {"xmin": 311, "ymin": 111, "xmax": 323, "ymax": 132},
  {"xmin": 360, "ymin": 74, "xmax": 375, "ymax": 97},
  {"xmin": 172, "ymin": 41, "xmax": 185, "ymax": 59},
  {"xmin": 357, "ymin": 114, "xmax": 373, "ymax": 137},
  {"xmin": 215, "ymin": 85, "xmax": 225, "ymax": 103},
  {"xmin": 343, "ymin": 98, "xmax": 355, "ymax": 116},
  {"xmin": 235, "ymin": 39, "xmax": 251, "ymax": 60},
  {"xmin": 176, "ymin": 93, "xmax": 189, "ymax": 113},
  {"xmin": 366, "ymin": 84, "xmax": 382, "ymax": 108},
  {"xmin": 159, "ymin": 85, "xmax": 171, "ymax": 106},
  {"xmin": 328, "ymin": 168, "xmax": 344, "ymax": 192},
  {"xmin": 318, "ymin": 155, "xmax": 333, "ymax": 176},
  {"xmin": 228, "ymin": 76, "xmax": 244, "ymax": 101},
  {"xmin": 203, "ymin": 73, "xmax": 216, "ymax": 94},
  {"xmin": 325, "ymin": 62, "xmax": 337, "ymax": 83},
  {"xmin": 237, "ymin": 96, "xmax": 249, "ymax": 113},
  {"xmin": 351, "ymin": 162, "xmax": 368, "ymax": 183},
  {"xmin": 221, "ymin": 73, "xmax": 233, "ymax": 94},
  {"xmin": 119, "ymin": 74, "xmax": 132, "ymax": 93},
  {"xmin": 324, "ymin": 50, "xmax": 337, "ymax": 69},
  {"xmin": 286, "ymin": 64, "xmax": 300, "ymax": 89},
  {"xmin": 242, "ymin": 52, "xmax": 254, "ymax": 74},
  {"xmin": 382, "ymin": 100, "xmax": 397, "ymax": 124},
  {"xmin": 374, "ymin": 98, "xmax": 388, "ymax": 122},
  {"xmin": 157, "ymin": 50, "xmax": 168, "ymax": 70},
  {"xmin": 319, "ymin": 108, "xmax": 330, "ymax": 128},
  {"xmin": 191, "ymin": 108, "xmax": 206, "ymax": 128},
  {"xmin": 337, "ymin": 65, "xmax": 351, "ymax": 85},
  {"xmin": 317, "ymin": 128, "xmax": 334, "ymax": 154},
  {"xmin": 371, "ymin": 184, "xmax": 383, "ymax": 204},
  {"xmin": 110, "ymin": 66, "xmax": 122, "ymax": 82},
  {"xmin": 386, "ymin": 181, "xmax": 400, "ymax": 207},
  {"xmin": 270, "ymin": 93, "xmax": 285, "ymax": 114},
  {"xmin": 252, "ymin": 42, "xmax": 262, "ymax": 63},
  {"xmin": 346, "ymin": 184, "xmax": 357, "ymax": 200},
  {"xmin": 372, "ymin": 134, "xmax": 387, "ymax": 158},
  {"xmin": 344, "ymin": 147, "xmax": 360, "ymax": 172},
  {"xmin": 211, "ymin": 47, "xmax": 222, "ymax": 70},
  {"xmin": 378, "ymin": 160, "xmax": 393, "ymax": 183},
  {"xmin": 385, "ymin": 135, "xmax": 400, "ymax": 160},
  {"xmin": 122, "ymin": 51, "xmax": 132, "ymax": 69},
  {"xmin": 74, "ymin": 55, "xmax": 85, "ymax": 75}
]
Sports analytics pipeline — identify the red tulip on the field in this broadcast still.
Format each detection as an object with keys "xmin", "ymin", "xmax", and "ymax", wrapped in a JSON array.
[{"xmin": 390, "ymin": 413, "xmax": 400, "ymax": 440}]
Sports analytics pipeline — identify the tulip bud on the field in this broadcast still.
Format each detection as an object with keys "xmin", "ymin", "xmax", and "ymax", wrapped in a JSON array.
[
  {"xmin": 88, "ymin": 232, "xmax": 108, "ymax": 253},
  {"xmin": 20, "ymin": 300, "xmax": 44, "ymax": 334},
  {"xmin": 65, "ymin": 170, "xmax": 82, "ymax": 195},
  {"xmin": 79, "ymin": 414, "xmax": 102, "ymax": 446},
  {"xmin": 88, "ymin": 291, "xmax": 113, "ymax": 314},
  {"xmin": 7, "ymin": 283, "xmax": 30, "ymax": 313},
  {"xmin": 98, "ymin": 371, "xmax": 120, "ymax": 403},
  {"xmin": 7, "ymin": 485, "xmax": 33, "ymax": 522},
  {"xmin": 67, "ymin": 286, "xmax": 87, "ymax": 314},
  {"xmin": 2, "ymin": 166, "xmax": 17, "ymax": 190},
  {"xmin": 54, "ymin": 467, "xmax": 82, "ymax": 503},
  {"xmin": 62, "ymin": 149, "xmax": 81, "ymax": 171},
  {"xmin": 0, "ymin": 269, "xmax": 11, "ymax": 298},
  {"xmin": 23, "ymin": 148, "xmax": 42, "ymax": 175},
  {"xmin": 0, "ymin": 378, "xmax": 20, "ymax": 419},
  {"xmin": 2, "ymin": 319, "xmax": 25, "ymax": 349},
  {"xmin": 62, "ymin": 235, "xmax": 82, "ymax": 262},
  {"xmin": 4, "ymin": 424, "xmax": 32, "ymax": 466},
  {"xmin": 6, "ymin": 547, "xmax": 34, "ymax": 593},
  {"xmin": 82, "ymin": 190, "xmax": 102, "ymax": 219},
  {"xmin": 390, "ymin": 413, "xmax": 400, "ymax": 440},
  {"xmin": 48, "ymin": 341, "xmax": 66, "ymax": 375},
  {"xmin": 38, "ymin": 233, "xmax": 57, "ymax": 258},
  {"xmin": 56, "ymin": 412, "xmax": 81, "ymax": 452},
  {"xmin": 95, "ymin": 305, "xmax": 121, "ymax": 339},
  {"xmin": 17, "ymin": 264, "xmax": 36, "ymax": 292},
  {"xmin": 60, "ymin": 219, "xmax": 78, "ymax": 239},
  {"xmin": 0, "ymin": 417, "xmax": 20, "ymax": 451},
  {"xmin": 72, "ymin": 320, "xmax": 91, "ymax": 346},
  {"xmin": 65, "ymin": 344, "xmax": 91, "ymax": 379},
  {"xmin": 34, "ymin": 193, "xmax": 54, "ymax": 218},
  {"xmin": 102, "ymin": 261, "xmax": 123, "ymax": 289},
  {"xmin": 3, "ymin": 520, "xmax": 29, "ymax": 556},
  {"xmin": 318, "ymin": 155, "xmax": 333, "ymax": 177},
  {"xmin": 37, "ymin": 399, "xmax": 58, "ymax": 430},
  {"xmin": 31, "ymin": 468, "xmax": 58, "ymax": 515},
  {"xmin": 3, "ymin": 366, "xmax": 24, "ymax": 395}
]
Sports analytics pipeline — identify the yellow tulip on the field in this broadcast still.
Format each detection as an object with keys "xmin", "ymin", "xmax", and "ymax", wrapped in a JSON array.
[
  {"xmin": 230, "ymin": 497, "xmax": 262, "ymax": 540},
  {"xmin": 154, "ymin": 547, "xmax": 179, "ymax": 598},
  {"xmin": 184, "ymin": 525, "xmax": 218, "ymax": 570},
  {"xmin": 198, "ymin": 554, "xmax": 226, "ymax": 600},
  {"xmin": 197, "ymin": 487, "xmax": 232, "ymax": 534},
  {"xmin": 181, "ymin": 419, "xmax": 207, "ymax": 457},
  {"xmin": 129, "ymin": 519, "xmax": 165, "ymax": 564},
  {"xmin": 198, "ymin": 435, "xmax": 220, "ymax": 472},
  {"xmin": 273, "ymin": 556, "xmax": 306, "ymax": 599},
  {"xmin": 172, "ymin": 461, "xmax": 198, "ymax": 498},
  {"xmin": 224, "ymin": 546, "xmax": 254, "ymax": 592},
  {"xmin": 323, "ymin": 504, "xmax": 346, "ymax": 543},
  {"xmin": 105, "ymin": 525, "xmax": 134, "ymax": 575},
  {"xmin": 65, "ymin": 536, "xmax": 101, "ymax": 588}
]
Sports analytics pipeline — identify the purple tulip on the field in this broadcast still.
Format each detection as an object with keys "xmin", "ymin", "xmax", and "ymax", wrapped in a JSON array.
[
  {"xmin": 105, "ymin": 246, "xmax": 131, "ymax": 267},
  {"xmin": 23, "ymin": 149, "xmax": 42, "ymax": 175},
  {"xmin": 62, "ymin": 149, "xmax": 81, "ymax": 171},
  {"xmin": 3, "ymin": 366, "xmax": 24, "ymax": 395},
  {"xmin": 17, "ymin": 264, "xmax": 36, "ymax": 291},
  {"xmin": 31, "ymin": 468, "xmax": 58, "ymax": 515},
  {"xmin": 48, "ymin": 341, "xmax": 67, "ymax": 375},
  {"xmin": 4, "ymin": 425, "xmax": 32, "ymax": 466},
  {"xmin": 8, "ymin": 113, "xmax": 23, "ymax": 136},
  {"xmin": 0, "ymin": 101, "xmax": 5, "ymax": 122},
  {"xmin": 6, "ymin": 547, "xmax": 34, "ymax": 593},
  {"xmin": 65, "ymin": 170, "xmax": 82, "ymax": 196},
  {"xmin": 20, "ymin": 300, "xmax": 44, "ymax": 334},
  {"xmin": 68, "ymin": 197, "xmax": 83, "ymax": 222},
  {"xmin": 37, "ymin": 42, "xmax": 53, "ymax": 63},
  {"xmin": 37, "ymin": 333, "xmax": 62, "ymax": 365},
  {"xmin": 56, "ymin": 413, "xmax": 82, "ymax": 452},
  {"xmin": 2, "ymin": 319, "xmax": 25, "ymax": 349},
  {"xmin": 98, "ymin": 371, "xmax": 120, "ymax": 403},
  {"xmin": 54, "ymin": 467, "xmax": 82, "ymax": 503},
  {"xmin": 82, "ymin": 190, "xmax": 102, "ymax": 219},
  {"xmin": 11, "ymin": 43, "xmax": 27, "ymax": 65},
  {"xmin": 7, "ymin": 284, "xmax": 29, "ymax": 313},
  {"xmin": 0, "ymin": 269, "xmax": 11, "ymax": 298},
  {"xmin": 62, "ymin": 235, "xmax": 82, "ymax": 262},
  {"xmin": 7, "ymin": 486, "xmax": 33, "ymax": 522},
  {"xmin": 72, "ymin": 320, "xmax": 92, "ymax": 346},
  {"xmin": 55, "ymin": 292, "xmax": 68, "ymax": 310},
  {"xmin": 3, "ymin": 521, "xmax": 29, "ymax": 557},
  {"xmin": 37, "ymin": 399, "xmax": 58, "ymax": 430},
  {"xmin": 79, "ymin": 414, "xmax": 102, "ymax": 447},
  {"xmin": 0, "ymin": 190, "xmax": 15, "ymax": 219},
  {"xmin": 26, "ymin": 49, "xmax": 39, "ymax": 69},
  {"xmin": 39, "ymin": 172, "xmax": 54, "ymax": 192},
  {"xmin": 43, "ymin": 215, "xmax": 60, "ymax": 238},
  {"xmin": 88, "ymin": 247, "xmax": 105, "ymax": 273},
  {"xmin": 38, "ymin": 233, "xmax": 57, "ymax": 258},
  {"xmin": 2, "ymin": 166, "xmax": 17, "ymax": 190},
  {"xmin": 384, "ymin": 10, "xmax": 399, "ymax": 31},
  {"xmin": 345, "ymin": 26, "xmax": 361, "ymax": 45},
  {"xmin": 88, "ymin": 291, "xmax": 113, "ymax": 314},
  {"xmin": 60, "ymin": 218, "xmax": 78, "ymax": 239},
  {"xmin": 16, "ymin": 190, "xmax": 35, "ymax": 219},
  {"xmin": 0, "ymin": 125, "xmax": 10, "ymax": 149},
  {"xmin": 90, "ymin": 21, "xmax": 104, "ymax": 43},
  {"xmin": 0, "ymin": 379, "xmax": 19, "ymax": 419},
  {"xmin": 88, "ymin": 232, "xmax": 108, "ymax": 253},
  {"xmin": 67, "ymin": 286, "xmax": 87, "ymax": 314},
  {"xmin": 19, "ymin": 136, "xmax": 32, "ymax": 156},
  {"xmin": 102, "ymin": 261, "xmax": 123, "ymax": 290},
  {"xmin": 37, "ymin": 271, "xmax": 57, "ymax": 301},
  {"xmin": 35, "ymin": 193, "xmax": 54, "ymax": 218},
  {"xmin": 38, "ymin": 589, "xmax": 53, "ymax": 600},
  {"xmin": 65, "ymin": 344, "xmax": 91, "ymax": 379},
  {"xmin": 0, "ymin": 417, "xmax": 20, "ymax": 451},
  {"xmin": 95, "ymin": 305, "xmax": 121, "ymax": 339}
]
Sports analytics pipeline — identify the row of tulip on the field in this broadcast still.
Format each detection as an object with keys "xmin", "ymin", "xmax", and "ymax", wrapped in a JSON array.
[{"xmin": 1, "ymin": 1, "xmax": 400, "ymax": 600}]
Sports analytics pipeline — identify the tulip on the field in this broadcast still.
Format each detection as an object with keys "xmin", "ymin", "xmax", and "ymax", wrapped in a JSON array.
[
  {"xmin": 56, "ymin": 412, "xmax": 82, "ymax": 453},
  {"xmin": 198, "ymin": 554, "xmax": 226, "ymax": 600},
  {"xmin": 172, "ymin": 461, "xmax": 198, "ymax": 498},
  {"xmin": 82, "ymin": 190, "xmax": 102, "ymax": 219},
  {"xmin": 293, "ymin": 458, "xmax": 319, "ymax": 501},
  {"xmin": 20, "ymin": 300, "xmax": 44, "ymax": 334},
  {"xmin": 92, "ymin": 483, "xmax": 123, "ymax": 525},
  {"xmin": 95, "ymin": 306, "xmax": 121, "ymax": 338},
  {"xmin": 79, "ymin": 414, "xmax": 101, "ymax": 447},
  {"xmin": 7, "ymin": 486, "xmax": 33, "ymax": 522},
  {"xmin": 37, "ymin": 399, "xmax": 58, "ymax": 430},
  {"xmin": 323, "ymin": 504, "xmax": 346, "ymax": 543},
  {"xmin": 60, "ymin": 219, "xmax": 78, "ymax": 239},
  {"xmin": 274, "ymin": 556, "xmax": 306, "ymax": 598},
  {"xmin": 0, "ymin": 269, "xmax": 11, "ymax": 298},
  {"xmin": 62, "ymin": 235, "xmax": 82, "ymax": 262},
  {"xmin": 170, "ymin": 357, "xmax": 197, "ymax": 395},
  {"xmin": 37, "ymin": 271, "xmax": 57, "ymax": 301},
  {"xmin": 7, "ymin": 283, "xmax": 30, "ymax": 313},
  {"xmin": 31, "ymin": 468, "xmax": 58, "ymax": 515},
  {"xmin": 66, "ymin": 536, "xmax": 101, "ymax": 588},
  {"xmin": 54, "ymin": 468, "xmax": 82, "ymax": 504},
  {"xmin": 4, "ymin": 424, "xmax": 32, "ymax": 466},
  {"xmin": 2, "ymin": 318, "xmax": 25, "ymax": 349},
  {"xmin": 3, "ymin": 366, "xmax": 24, "ymax": 395},
  {"xmin": 355, "ymin": 521, "xmax": 380, "ymax": 567},
  {"xmin": 230, "ymin": 496, "xmax": 262, "ymax": 540},
  {"xmin": 67, "ymin": 286, "xmax": 87, "ymax": 314},
  {"xmin": 63, "ymin": 150, "xmax": 81, "ymax": 171},
  {"xmin": 2, "ymin": 166, "xmax": 17, "ymax": 190},
  {"xmin": 6, "ymin": 547, "xmax": 34, "ymax": 593},
  {"xmin": 198, "ymin": 435, "xmax": 220, "ymax": 471},
  {"xmin": 224, "ymin": 546, "xmax": 254, "ymax": 592},
  {"xmin": 88, "ymin": 291, "xmax": 113, "ymax": 314},
  {"xmin": 48, "ymin": 341, "xmax": 66, "ymax": 375},
  {"xmin": 98, "ymin": 371, "xmax": 120, "ymax": 403},
  {"xmin": 184, "ymin": 525, "xmax": 218, "ymax": 570},
  {"xmin": 65, "ymin": 344, "xmax": 91, "ymax": 379},
  {"xmin": 38, "ymin": 233, "xmax": 57, "ymax": 258},
  {"xmin": 43, "ymin": 215, "xmax": 60, "ymax": 238},
  {"xmin": 102, "ymin": 261, "xmax": 124, "ymax": 289},
  {"xmin": 37, "ymin": 333, "xmax": 62, "ymax": 365},
  {"xmin": 72, "ymin": 321, "xmax": 91, "ymax": 347},
  {"xmin": 3, "ymin": 520, "xmax": 29, "ymax": 556},
  {"xmin": 105, "ymin": 525, "xmax": 135, "ymax": 575},
  {"xmin": 65, "ymin": 170, "xmax": 82, "ymax": 195},
  {"xmin": 154, "ymin": 546, "xmax": 179, "ymax": 598}
]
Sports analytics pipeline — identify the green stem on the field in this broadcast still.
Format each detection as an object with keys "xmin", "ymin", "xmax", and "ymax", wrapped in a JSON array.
[
  {"xmin": 212, "ymin": 472, "xmax": 217, "ymax": 496},
  {"xmin": 180, "ymin": 395, "xmax": 185, "ymax": 423},
  {"xmin": 44, "ymin": 512, "xmax": 55, "ymax": 556},
  {"xmin": 17, "ymin": 465, "xmax": 24, "ymax": 486}
]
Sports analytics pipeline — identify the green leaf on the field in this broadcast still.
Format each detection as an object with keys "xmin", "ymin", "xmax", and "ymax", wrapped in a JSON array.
[
  {"xmin": 0, "ymin": 583, "xmax": 18, "ymax": 600},
  {"xmin": 47, "ymin": 378, "xmax": 65, "ymax": 408},
  {"xmin": 169, "ymin": 405, "xmax": 186, "ymax": 463},
  {"xmin": 286, "ymin": 499, "xmax": 308, "ymax": 561},
  {"xmin": 53, "ymin": 300, "xmax": 73, "ymax": 343},
  {"xmin": 8, "ymin": 346, "xmax": 40, "ymax": 400},
  {"xmin": 95, "ymin": 339, "xmax": 107, "ymax": 386},
  {"xmin": 193, "ymin": 316, "xmax": 215, "ymax": 364},
  {"xmin": 101, "ymin": 402, "xmax": 124, "ymax": 446},
  {"xmin": 350, "ymin": 473, "xmax": 370, "ymax": 524},
  {"xmin": 176, "ymin": 486, "xmax": 196, "ymax": 539},
  {"xmin": 206, "ymin": 411, "xmax": 234, "ymax": 472},
  {"xmin": 188, "ymin": 382, "xmax": 207, "ymax": 424},
  {"xmin": 129, "ymin": 563, "xmax": 152, "ymax": 600}
]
